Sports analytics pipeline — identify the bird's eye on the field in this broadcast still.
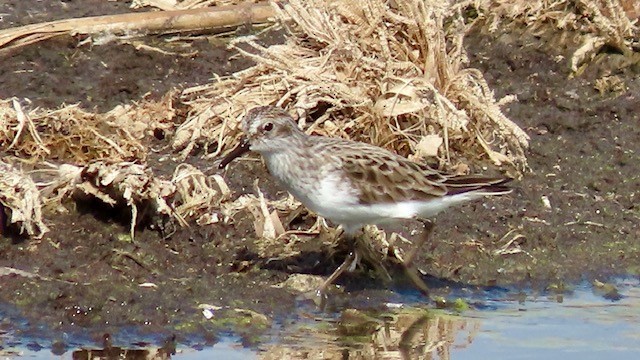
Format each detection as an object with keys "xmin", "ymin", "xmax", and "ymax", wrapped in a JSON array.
[{"xmin": 263, "ymin": 122, "xmax": 274, "ymax": 132}]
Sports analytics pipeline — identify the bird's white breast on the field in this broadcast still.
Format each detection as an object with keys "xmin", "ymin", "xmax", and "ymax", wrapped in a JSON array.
[{"xmin": 262, "ymin": 149, "xmax": 484, "ymax": 235}]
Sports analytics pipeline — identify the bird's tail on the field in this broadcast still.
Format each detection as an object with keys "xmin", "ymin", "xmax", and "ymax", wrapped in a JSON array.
[{"xmin": 443, "ymin": 175, "xmax": 513, "ymax": 196}]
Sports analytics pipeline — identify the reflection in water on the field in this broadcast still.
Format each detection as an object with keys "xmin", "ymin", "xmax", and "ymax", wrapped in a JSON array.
[
  {"xmin": 72, "ymin": 333, "xmax": 175, "ymax": 359},
  {"xmin": 73, "ymin": 347, "xmax": 172, "ymax": 360},
  {"xmin": 258, "ymin": 280, "xmax": 640, "ymax": 359},
  {"xmin": 260, "ymin": 307, "xmax": 478, "ymax": 360},
  {"xmin": 2, "ymin": 280, "xmax": 639, "ymax": 359}
]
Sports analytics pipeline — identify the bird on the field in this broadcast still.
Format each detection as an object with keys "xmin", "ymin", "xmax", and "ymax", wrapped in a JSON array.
[{"xmin": 219, "ymin": 105, "xmax": 511, "ymax": 296}]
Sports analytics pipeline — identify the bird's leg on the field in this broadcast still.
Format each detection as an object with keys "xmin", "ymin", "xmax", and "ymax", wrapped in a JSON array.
[
  {"xmin": 404, "ymin": 219, "xmax": 434, "ymax": 267},
  {"xmin": 316, "ymin": 250, "xmax": 359, "ymax": 297},
  {"xmin": 403, "ymin": 264, "xmax": 430, "ymax": 296},
  {"xmin": 314, "ymin": 230, "xmax": 360, "ymax": 298},
  {"xmin": 401, "ymin": 219, "xmax": 434, "ymax": 296}
]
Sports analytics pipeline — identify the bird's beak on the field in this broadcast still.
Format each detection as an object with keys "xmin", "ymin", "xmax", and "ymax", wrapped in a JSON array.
[{"xmin": 219, "ymin": 136, "xmax": 251, "ymax": 169}]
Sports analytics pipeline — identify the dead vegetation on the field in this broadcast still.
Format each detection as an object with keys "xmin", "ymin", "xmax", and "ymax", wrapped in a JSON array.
[
  {"xmin": 181, "ymin": 0, "xmax": 530, "ymax": 172},
  {"xmin": 0, "ymin": 0, "xmax": 636, "ymax": 240},
  {"xmin": 0, "ymin": 95, "xmax": 177, "ymax": 163},
  {"xmin": 0, "ymin": 94, "xmax": 225, "ymax": 239},
  {"xmin": 474, "ymin": 0, "xmax": 639, "ymax": 74},
  {"xmin": 0, "ymin": 160, "xmax": 48, "ymax": 238}
]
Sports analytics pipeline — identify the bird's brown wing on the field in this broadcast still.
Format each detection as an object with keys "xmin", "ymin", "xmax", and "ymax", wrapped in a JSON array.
[
  {"xmin": 317, "ymin": 139, "xmax": 511, "ymax": 204},
  {"xmin": 333, "ymin": 142, "xmax": 448, "ymax": 204}
]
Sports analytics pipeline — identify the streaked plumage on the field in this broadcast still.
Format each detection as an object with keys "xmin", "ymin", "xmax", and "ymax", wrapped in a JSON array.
[{"xmin": 220, "ymin": 106, "xmax": 511, "ymax": 234}]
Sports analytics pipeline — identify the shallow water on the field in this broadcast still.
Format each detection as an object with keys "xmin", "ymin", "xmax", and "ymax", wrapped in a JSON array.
[
  {"xmin": 2, "ymin": 278, "xmax": 638, "ymax": 359},
  {"xmin": 454, "ymin": 281, "xmax": 640, "ymax": 359}
]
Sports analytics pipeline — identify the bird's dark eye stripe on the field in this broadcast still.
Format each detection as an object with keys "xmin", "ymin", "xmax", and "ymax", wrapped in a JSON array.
[{"xmin": 264, "ymin": 122, "xmax": 274, "ymax": 131}]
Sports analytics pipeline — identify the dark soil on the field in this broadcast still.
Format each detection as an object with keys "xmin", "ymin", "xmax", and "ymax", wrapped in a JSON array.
[{"xmin": 1, "ymin": 0, "xmax": 639, "ymax": 354}]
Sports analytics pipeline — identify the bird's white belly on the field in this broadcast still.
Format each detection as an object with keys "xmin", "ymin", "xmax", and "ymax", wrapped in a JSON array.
[
  {"xmin": 293, "ymin": 180, "xmax": 481, "ymax": 234},
  {"xmin": 284, "ymin": 171, "xmax": 421, "ymax": 231},
  {"xmin": 265, "ymin": 152, "xmax": 480, "ymax": 233}
]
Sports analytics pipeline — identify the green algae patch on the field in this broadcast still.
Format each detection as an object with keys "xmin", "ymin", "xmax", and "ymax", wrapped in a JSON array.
[
  {"xmin": 546, "ymin": 282, "xmax": 574, "ymax": 294},
  {"xmin": 451, "ymin": 298, "xmax": 470, "ymax": 312},
  {"xmin": 433, "ymin": 296, "xmax": 470, "ymax": 313},
  {"xmin": 592, "ymin": 279, "xmax": 622, "ymax": 301},
  {"xmin": 198, "ymin": 304, "xmax": 272, "ymax": 339},
  {"xmin": 337, "ymin": 308, "xmax": 383, "ymax": 339}
]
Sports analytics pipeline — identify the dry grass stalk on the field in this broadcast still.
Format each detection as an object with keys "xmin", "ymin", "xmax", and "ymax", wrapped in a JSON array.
[
  {"xmin": 180, "ymin": 0, "xmax": 529, "ymax": 173},
  {"xmin": 0, "ymin": 161, "xmax": 49, "ymax": 238},
  {"xmin": 219, "ymin": 183, "xmax": 307, "ymax": 258},
  {"xmin": 175, "ymin": 0, "xmax": 531, "ymax": 253},
  {"xmin": 132, "ymin": 0, "xmax": 253, "ymax": 11},
  {"xmin": 2, "ymin": 99, "xmax": 50, "ymax": 158},
  {"xmin": 36, "ymin": 163, "xmax": 84, "ymax": 210},
  {"xmin": 0, "ymin": 3, "xmax": 275, "ymax": 54},
  {"xmin": 172, "ymin": 163, "xmax": 230, "ymax": 225}
]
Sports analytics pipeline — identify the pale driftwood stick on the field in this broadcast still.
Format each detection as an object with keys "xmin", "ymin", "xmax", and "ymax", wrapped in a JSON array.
[{"xmin": 0, "ymin": 3, "xmax": 276, "ymax": 54}]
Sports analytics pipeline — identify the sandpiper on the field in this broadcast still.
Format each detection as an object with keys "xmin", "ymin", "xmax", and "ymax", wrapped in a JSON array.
[{"xmin": 220, "ymin": 106, "xmax": 511, "ymax": 295}]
